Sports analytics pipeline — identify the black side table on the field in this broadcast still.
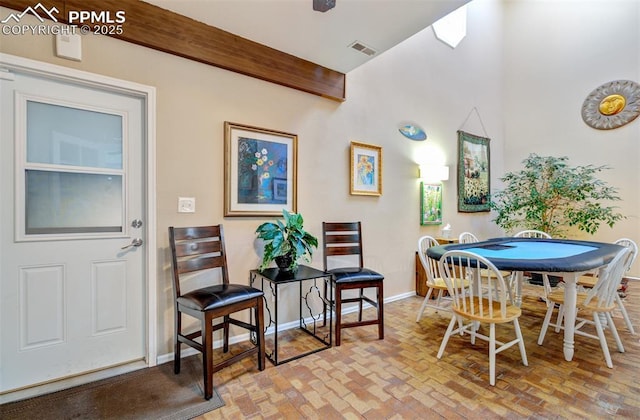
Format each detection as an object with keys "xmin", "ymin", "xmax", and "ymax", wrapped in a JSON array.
[{"xmin": 250, "ymin": 265, "xmax": 332, "ymax": 365}]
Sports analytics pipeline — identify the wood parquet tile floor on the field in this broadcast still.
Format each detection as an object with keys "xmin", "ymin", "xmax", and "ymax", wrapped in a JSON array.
[{"xmin": 202, "ymin": 283, "xmax": 640, "ymax": 419}]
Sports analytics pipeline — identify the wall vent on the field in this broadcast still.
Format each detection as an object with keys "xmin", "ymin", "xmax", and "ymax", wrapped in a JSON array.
[{"xmin": 349, "ymin": 41, "xmax": 377, "ymax": 57}]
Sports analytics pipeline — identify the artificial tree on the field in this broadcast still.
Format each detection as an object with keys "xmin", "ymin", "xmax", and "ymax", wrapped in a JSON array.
[{"xmin": 490, "ymin": 154, "xmax": 625, "ymax": 238}]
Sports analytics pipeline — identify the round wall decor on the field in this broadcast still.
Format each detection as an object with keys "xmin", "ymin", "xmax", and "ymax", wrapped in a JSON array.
[{"xmin": 581, "ymin": 80, "xmax": 640, "ymax": 130}]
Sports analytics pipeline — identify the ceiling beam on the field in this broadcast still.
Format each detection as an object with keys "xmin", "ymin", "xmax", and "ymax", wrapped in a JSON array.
[{"xmin": 0, "ymin": 0, "xmax": 346, "ymax": 101}]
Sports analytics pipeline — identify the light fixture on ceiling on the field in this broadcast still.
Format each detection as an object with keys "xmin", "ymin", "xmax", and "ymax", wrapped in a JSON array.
[{"xmin": 313, "ymin": 0, "xmax": 336, "ymax": 13}]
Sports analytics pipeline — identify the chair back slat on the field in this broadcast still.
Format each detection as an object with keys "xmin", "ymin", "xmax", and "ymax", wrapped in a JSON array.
[
  {"xmin": 324, "ymin": 233, "xmax": 360, "ymax": 244},
  {"xmin": 614, "ymin": 238, "xmax": 638, "ymax": 269},
  {"xmin": 513, "ymin": 230, "xmax": 552, "ymax": 239},
  {"xmin": 174, "ymin": 240, "xmax": 222, "ymax": 258},
  {"xmin": 322, "ymin": 222, "xmax": 365, "ymax": 270},
  {"xmin": 417, "ymin": 236, "xmax": 440, "ymax": 283},
  {"xmin": 439, "ymin": 250, "xmax": 510, "ymax": 320},
  {"xmin": 584, "ymin": 247, "xmax": 632, "ymax": 309},
  {"xmin": 177, "ymin": 255, "xmax": 226, "ymax": 275},
  {"xmin": 169, "ymin": 225, "xmax": 230, "ymax": 298}
]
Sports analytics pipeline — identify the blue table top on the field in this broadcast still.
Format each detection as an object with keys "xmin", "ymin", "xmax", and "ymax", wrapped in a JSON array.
[{"xmin": 426, "ymin": 237, "xmax": 624, "ymax": 272}]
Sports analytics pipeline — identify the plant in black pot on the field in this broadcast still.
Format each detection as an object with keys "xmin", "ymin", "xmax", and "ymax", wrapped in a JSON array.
[{"xmin": 255, "ymin": 209, "xmax": 318, "ymax": 272}]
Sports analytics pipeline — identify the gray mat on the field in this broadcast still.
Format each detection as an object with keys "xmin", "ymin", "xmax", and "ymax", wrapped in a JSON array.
[{"xmin": 0, "ymin": 355, "xmax": 224, "ymax": 420}]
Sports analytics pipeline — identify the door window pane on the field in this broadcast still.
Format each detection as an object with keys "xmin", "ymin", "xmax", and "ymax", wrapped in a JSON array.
[
  {"xmin": 27, "ymin": 101, "xmax": 123, "ymax": 169},
  {"xmin": 26, "ymin": 170, "xmax": 123, "ymax": 234}
]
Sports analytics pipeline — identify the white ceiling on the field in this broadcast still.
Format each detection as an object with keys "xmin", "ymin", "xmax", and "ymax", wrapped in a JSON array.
[{"xmin": 143, "ymin": 0, "xmax": 470, "ymax": 73}]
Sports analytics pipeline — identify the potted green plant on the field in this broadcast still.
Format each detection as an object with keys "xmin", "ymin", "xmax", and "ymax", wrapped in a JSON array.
[
  {"xmin": 490, "ymin": 154, "xmax": 625, "ymax": 238},
  {"xmin": 255, "ymin": 209, "xmax": 318, "ymax": 272}
]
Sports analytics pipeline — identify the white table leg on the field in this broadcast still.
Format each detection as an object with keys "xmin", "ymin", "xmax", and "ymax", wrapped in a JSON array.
[{"xmin": 562, "ymin": 272, "xmax": 578, "ymax": 361}]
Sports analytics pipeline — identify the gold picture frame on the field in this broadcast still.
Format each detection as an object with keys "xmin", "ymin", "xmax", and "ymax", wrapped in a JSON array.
[
  {"xmin": 224, "ymin": 122, "xmax": 297, "ymax": 217},
  {"xmin": 350, "ymin": 141, "xmax": 382, "ymax": 196}
]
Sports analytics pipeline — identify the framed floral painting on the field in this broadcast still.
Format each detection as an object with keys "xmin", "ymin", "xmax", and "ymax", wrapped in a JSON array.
[
  {"xmin": 457, "ymin": 130, "xmax": 490, "ymax": 212},
  {"xmin": 224, "ymin": 122, "xmax": 297, "ymax": 216},
  {"xmin": 420, "ymin": 182, "xmax": 443, "ymax": 225},
  {"xmin": 350, "ymin": 141, "xmax": 382, "ymax": 196}
]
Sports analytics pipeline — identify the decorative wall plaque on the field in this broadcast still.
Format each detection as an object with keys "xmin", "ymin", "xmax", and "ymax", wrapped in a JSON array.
[{"xmin": 581, "ymin": 80, "xmax": 640, "ymax": 130}]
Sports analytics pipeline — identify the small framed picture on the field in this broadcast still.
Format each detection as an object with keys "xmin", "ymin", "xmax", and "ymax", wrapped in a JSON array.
[
  {"xmin": 350, "ymin": 141, "xmax": 382, "ymax": 196},
  {"xmin": 420, "ymin": 182, "xmax": 443, "ymax": 225},
  {"xmin": 224, "ymin": 122, "xmax": 297, "ymax": 217}
]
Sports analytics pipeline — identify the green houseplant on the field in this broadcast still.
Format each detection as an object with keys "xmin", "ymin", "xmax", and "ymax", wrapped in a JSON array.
[
  {"xmin": 490, "ymin": 154, "xmax": 625, "ymax": 238},
  {"xmin": 255, "ymin": 209, "xmax": 318, "ymax": 271}
]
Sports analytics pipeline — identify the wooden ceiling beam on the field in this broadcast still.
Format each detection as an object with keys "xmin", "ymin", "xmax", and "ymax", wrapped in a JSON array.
[{"xmin": 0, "ymin": 0, "xmax": 346, "ymax": 101}]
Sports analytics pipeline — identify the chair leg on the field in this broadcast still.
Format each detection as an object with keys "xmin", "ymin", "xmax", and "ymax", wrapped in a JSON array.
[
  {"xmin": 174, "ymin": 309, "xmax": 182, "ymax": 374},
  {"xmin": 615, "ymin": 293, "xmax": 635, "ymax": 334},
  {"xmin": 335, "ymin": 285, "xmax": 343, "ymax": 346},
  {"xmin": 593, "ymin": 312, "xmax": 613, "ymax": 368},
  {"xmin": 358, "ymin": 288, "xmax": 364, "ymax": 322},
  {"xmin": 202, "ymin": 315, "xmax": 214, "ymax": 400},
  {"xmin": 555, "ymin": 305, "xmax": 564, "ymax": 333},
  {"xmin": 256, "ymin": 298, "xmax": 266, "ymax": 371},
  {"xmin": 489, "ymin": 323, "xmax": 496, "ymax": 386},
  {"xmin": 537, "ymin": 302, "xmax": 555, "ymax": 345},
  {"xmin": 514, "ymin": 318, "xmax": 528, "ymax": 366},
  {"xmin": 437, "ymin": 316, "xmax": 457, "ymax": 359},
  {"xmin": 223, "ymin": 315, "xmax": 230, "ymax": 353},
  {"xmin": 377, "ymin": 283, "xmax": 384, "ymax": 340},
  {"xmin": 605, "ymin": 312, "xmax": 625, "ymax": 353},
  {"xmin": 416, "ymin": 287, "xmax": 435, "ymax": 322},
  {"xmin": 322, "ymin": 279, "xmax": 329, "ymax": 327}
]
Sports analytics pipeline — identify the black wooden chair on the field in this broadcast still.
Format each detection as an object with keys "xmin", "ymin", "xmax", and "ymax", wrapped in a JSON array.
[
  {"xmin": 168, "ymin": 225, "xmax": 265, "ymax": 400},
  {"xmin": 322, "ymin": 221, "xmax": 384, "ymax": 346}
]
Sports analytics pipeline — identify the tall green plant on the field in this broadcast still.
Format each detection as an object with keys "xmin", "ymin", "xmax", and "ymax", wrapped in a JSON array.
[
  {"xmin": 490, "ymin": 154, "xmax": 624, "ymax": 238},
  {"xmin": 255, "ymin": 209, "xmax": 318, "ymax": 270}
]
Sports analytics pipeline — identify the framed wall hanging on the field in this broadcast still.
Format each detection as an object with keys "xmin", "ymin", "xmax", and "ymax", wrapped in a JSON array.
[
  {"xmin": 350, "ymin": 141, "xmax": 382, "ymax": 196},
  {"xmin": 457, "ymin": 130, "xmax": 490, "ymax": 212},
  {"xmin": 420, "ymin": 182, "xmax": 443, "ymax": 225},
  {"xmin": 224, "ymin": 122, "xmax": 297, "ymax": 216}
]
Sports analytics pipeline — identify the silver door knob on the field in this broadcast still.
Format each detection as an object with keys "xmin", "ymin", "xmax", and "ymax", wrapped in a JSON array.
[{"xmin": 121, "ymin": 238, "xmax": 143, "ymax": 250}]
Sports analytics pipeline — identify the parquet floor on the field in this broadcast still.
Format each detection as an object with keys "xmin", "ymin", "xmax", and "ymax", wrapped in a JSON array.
[{"xmin": 203, "ymin": 283, "xmax": 640, "ymax": 419}]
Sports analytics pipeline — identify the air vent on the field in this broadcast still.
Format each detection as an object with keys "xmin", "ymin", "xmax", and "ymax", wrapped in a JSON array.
[{"xmin": 349, "ymin": 41, "xmax": 377, "ymax": 57}]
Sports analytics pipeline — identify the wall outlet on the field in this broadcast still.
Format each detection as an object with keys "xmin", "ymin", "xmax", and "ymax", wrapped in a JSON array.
[{"xmin": 178, "ymin": 197, "xmax": 195, "ymax": 213}]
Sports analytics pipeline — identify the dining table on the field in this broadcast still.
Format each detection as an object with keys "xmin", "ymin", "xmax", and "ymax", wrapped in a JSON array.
[{"xmin": 426, "ymin": 236, "xmax": 624, "ymax": 361}]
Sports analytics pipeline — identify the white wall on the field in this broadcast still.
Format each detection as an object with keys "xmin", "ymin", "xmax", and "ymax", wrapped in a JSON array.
[
  {"xmin": 502, "ymin": 0, "xmax": 640, "ymax": 273},
  {"xmin": 2, "ymin": 0, "xmax": 638, "ymax": 358}
]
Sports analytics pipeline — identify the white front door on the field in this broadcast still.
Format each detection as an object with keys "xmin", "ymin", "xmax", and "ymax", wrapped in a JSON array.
[{"xmin": 0, "ymin": 63, "xmax": 148, "ymax": 393}]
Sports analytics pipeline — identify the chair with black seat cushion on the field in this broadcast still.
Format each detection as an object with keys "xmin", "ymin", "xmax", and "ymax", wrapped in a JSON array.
[
  {"xmin": 169, "ymin": 225, "xmax": 265, "ymax": 400},
  {"xmin": 322, "ymin": 221, "xmax": 384, "ymax": 346}
]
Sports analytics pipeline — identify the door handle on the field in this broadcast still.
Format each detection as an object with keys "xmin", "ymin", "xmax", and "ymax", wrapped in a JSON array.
[{"xmin": 121, "ymin": 238, "xmax": 143, "ymax": 250}]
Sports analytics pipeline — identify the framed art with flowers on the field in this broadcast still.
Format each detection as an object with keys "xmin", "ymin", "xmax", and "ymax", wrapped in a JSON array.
[
  {"xmin": 224, "ymin": 122, "xmax": 297, "ymax": 216},
  {"xmin": 350, "ymin": 141, "xmax": 382, "ymax": 196}
]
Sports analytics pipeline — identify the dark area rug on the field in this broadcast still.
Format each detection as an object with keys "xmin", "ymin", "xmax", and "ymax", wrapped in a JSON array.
[{"xmin": 0, "ymin": 355, "xmax": 223, "ymax": 420}]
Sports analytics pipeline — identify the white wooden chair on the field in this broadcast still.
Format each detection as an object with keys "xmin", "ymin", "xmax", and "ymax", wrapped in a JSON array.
[
  {"xmin": 513, "ymin": 230, "xmax": 554, "ymax": 304},
  {"xmin": 416, "ymin": 236, "xmax": 467, "ymax": 322},
  {"xmin": 576, "ymin": 238, "xmax": 637, "ymax": 334},
  {"xmin": 436, "ymin": 250, "xmax": 528, "ymax": 386},
  {"xmin": 458, "ymin": 231, "xmax": 479, "ymax": 244},
  {"xmin": 537, "ymin": 247, "xmax": 632, "ymax": 368}
]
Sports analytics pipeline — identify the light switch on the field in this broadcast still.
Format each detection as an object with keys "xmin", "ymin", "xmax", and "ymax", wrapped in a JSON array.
[
  {"xmin": 55, "ymin": 33, "xmax": 82, "ymax": 61},
  {"xmin": 178, "ymin": 197, "xmax": 195, "ymax": 213}
]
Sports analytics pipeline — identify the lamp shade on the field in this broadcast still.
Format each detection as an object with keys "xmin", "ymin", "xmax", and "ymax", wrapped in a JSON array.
[{"xmin": 419, "ymin": 165, "xmax": 449, "ymax": 181}]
